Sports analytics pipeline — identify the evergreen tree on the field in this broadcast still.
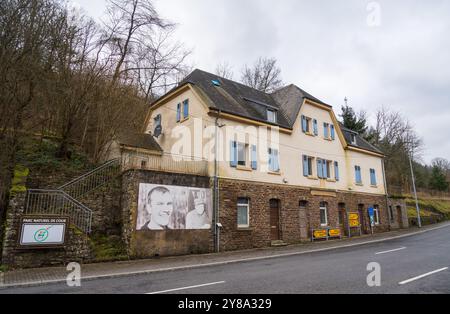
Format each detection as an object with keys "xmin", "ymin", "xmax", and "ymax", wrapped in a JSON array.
[
  {"xmin": 429, "ymin": 165, "xmax": 449, "ymax": 191},
  {"xmin": 340, "ymin": 105, "xmax": 368, "ymax": 135}
]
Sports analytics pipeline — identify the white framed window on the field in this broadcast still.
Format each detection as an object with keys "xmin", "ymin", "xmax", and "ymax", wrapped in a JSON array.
[
  {"xmin": 374, "ymin": 205, "xmax": 380, "ymax": 225},
  {"xmin": 237, "ymin": 142, "xmax": 247, "ymax": 167},
  {"xmin": 320, "ymin": 202, "xmax": 328, "ymax": 226},
  {"xmin": 237, "ymin": 198, "xmax": 250, "ymax": 228},
  {"xmin": 267, "ymin": 109, "xmax": 277, "ymax": 123},
  {"xmin": 323, "ymin": 123, "xmax": 330, "ymax": 139},
  {"xmin": 268, "ymin": 148, "xmax": 280, "ymax": 172},
  {"xmin": 355, "ymin": 165, "xmax": 362, "ymax": 184},
  {"xmin": 370, "ymin": 168, "xmax": 377, "ymax": 186},
  {"xmin": 351, "ymin": 133, "xmax": 357, "ymax": 145}
]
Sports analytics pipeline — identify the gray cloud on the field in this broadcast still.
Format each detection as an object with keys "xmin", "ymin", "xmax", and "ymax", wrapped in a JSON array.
[{"xmin": 74, "ymin": 0, "xmax": 450, "ymax": 163}]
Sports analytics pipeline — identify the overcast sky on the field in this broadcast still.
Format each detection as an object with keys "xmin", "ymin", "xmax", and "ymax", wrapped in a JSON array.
[{"xmin": 72, "ymin": 0, "xmax": 450, "ymax": 163}]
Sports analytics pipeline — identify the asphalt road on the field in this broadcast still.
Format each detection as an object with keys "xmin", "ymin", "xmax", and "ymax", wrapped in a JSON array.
[{"xmin": 2, "ymin": 225, "xmax": 450, "ymax": 294}]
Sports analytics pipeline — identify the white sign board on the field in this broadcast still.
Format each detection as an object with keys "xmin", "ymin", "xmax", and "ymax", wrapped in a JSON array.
[{"xmin": 19, "ymin": 217, "xmax": 68, "ymax": 247}]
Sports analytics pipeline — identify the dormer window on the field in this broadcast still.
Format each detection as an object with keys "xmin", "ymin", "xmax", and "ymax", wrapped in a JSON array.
[
  {"xmin": 267, "ymin": 109, "xmax": 277, "ymax": 123},
  {"xmin": 351, "ymin": 134, "xmax": 357, "ymax": 145}
]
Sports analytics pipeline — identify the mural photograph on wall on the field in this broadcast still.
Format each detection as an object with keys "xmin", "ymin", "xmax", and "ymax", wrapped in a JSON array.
[{"xmin": 137, "ymin": 184, "xmax": 212, "ymax": 231}]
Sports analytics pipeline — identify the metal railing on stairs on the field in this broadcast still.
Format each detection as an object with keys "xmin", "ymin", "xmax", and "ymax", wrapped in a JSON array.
[
  {"xmin": 24, "ymin": 159, "xmax": 121, "ymax": 233},
  {"xmin": 25, "ymin": 189, "xmax": 92, "ymax": 233},
  {"xmin": 59, "ymin": 158, "xmax": 121, "ymax": 199}
]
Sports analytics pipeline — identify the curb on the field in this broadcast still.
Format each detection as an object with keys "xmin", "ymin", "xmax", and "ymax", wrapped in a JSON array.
[{"xmin": 1, "ymin": 222, "xmax": 450, "ymax": 290}]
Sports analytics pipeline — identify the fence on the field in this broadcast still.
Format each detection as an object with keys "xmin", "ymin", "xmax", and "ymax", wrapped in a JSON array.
[
  {"xmin": 122, "ymin": 152, "xmax": 209, "ymax": 177},
  {"xmin": 25, "ymin": 189, "xmax": 92, "ymax": 233}
]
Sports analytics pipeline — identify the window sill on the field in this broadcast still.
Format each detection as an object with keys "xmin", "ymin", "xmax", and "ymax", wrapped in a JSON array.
[
  {"xmin": 324, "ymin": 137, "xmax": 333, "ymax": 141},
  {"xmin": 237, "ymin": 227, "xmax": 252, "ymax": 231},
  {"xmin": 304, "ymin": 132, "xmax": 315, "ymax": 137},
  {"xmin": 178, "ymin": 116, "xmax": 190, "ymax": 124},
  {"xmin": 236, "ymin": 165, "xmax": 252, "ymax": 172},
  {"xmin": 370, "ymin": 185, "xmax": 378, "ymax": 188},
  {"xmin": 326, "ymin": 179, "xmax": 337, "ymax": 183},
  {"xmin": 268, "ymin": 171, "xmax": 281, "ymax": 176},
  {"xmin": 307, "ymin": 176, "xmax": 319, "ymax": 180},
  {"xmin": 355, "ymin": 183, "xmax": 364, "ymax": 187}
]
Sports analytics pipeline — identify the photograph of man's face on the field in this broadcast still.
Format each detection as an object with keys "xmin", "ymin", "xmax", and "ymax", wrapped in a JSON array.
[
  {"xmin": 136, "ymin": 184, "xmax": 212, "ymax": 231},
  {"xmin": 147, "ymin": 187, "xmax": 174, "ymax": 229}
]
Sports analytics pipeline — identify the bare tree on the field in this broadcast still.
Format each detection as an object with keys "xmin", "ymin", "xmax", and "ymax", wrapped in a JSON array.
[
  {"xmin": 215, "ymin": 61, "xmax": 234, "ymax": 80},
  {"xmin": 102, "ymin": 0, "xmax": 171, "ymax": 85},
  {"xmin": 131, "ymin": 26, "xmax": 191, "ymax": 102},
  {"xmin": 0, "ymin": 0, "xmax": 70, "ymax": 247},
  {"xmin": 369, "ymin": 106, "xmax": 423, "ymax": 190},
  {"xmin": 241, "ymin": 57, "xmax": 283, "ymax": 93}
]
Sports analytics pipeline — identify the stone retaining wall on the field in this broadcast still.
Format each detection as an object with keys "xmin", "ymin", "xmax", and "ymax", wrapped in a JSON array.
[{"xmin": 1, "ymin": 193, "xmax": 91, "ymax": 269}]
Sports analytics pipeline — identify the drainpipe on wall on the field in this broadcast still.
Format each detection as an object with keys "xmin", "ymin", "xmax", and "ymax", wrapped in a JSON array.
[{"xmin": 381, "ymin": 158, "xmax": 391, "ymax": 230}]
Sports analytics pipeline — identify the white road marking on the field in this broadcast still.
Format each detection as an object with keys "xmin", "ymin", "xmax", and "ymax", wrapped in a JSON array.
[
  {"xmin": 375, "ymin": 247, "xmax": 406, "ymax": 255},
  {"xmin": 399, "ymin": 268, "xmax": 448, "ymax": 285},
  {"xmin": 146, "ymin": 281, "xmax": 226, "ymax": 294}
]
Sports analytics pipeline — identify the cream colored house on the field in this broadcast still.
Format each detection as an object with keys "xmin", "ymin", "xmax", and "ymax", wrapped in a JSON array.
[
  {"xmin": 143, "ymin": 70, "xmax": 385, "ymax": 196},
  {"xmin": 117, "ymin": 69, "xmax": 407, "ymax": 254}
]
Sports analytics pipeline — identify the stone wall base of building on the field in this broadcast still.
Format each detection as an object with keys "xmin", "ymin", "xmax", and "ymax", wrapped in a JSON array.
[{"xmin": 218, "ymin": 178, "xmax": 405, "ymax": 252}]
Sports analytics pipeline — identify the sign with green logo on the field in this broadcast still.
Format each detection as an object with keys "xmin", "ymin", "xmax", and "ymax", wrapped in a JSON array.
[{"xmin": 19, "ymin": 216, "xmax": 68, "ymax": 248}]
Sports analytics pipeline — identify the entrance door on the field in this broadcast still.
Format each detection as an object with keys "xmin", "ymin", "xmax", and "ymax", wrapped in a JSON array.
[
  {"xmin": 397, "ymin": 206, "xmax": 404, "ymax": 228},
  {"xmin": 358, "ymin": 205, "xmax": 367, "ymax": 234},
  {"xmin": 270, "ymin": 199, "xmax": 280, "ymax": 241}
]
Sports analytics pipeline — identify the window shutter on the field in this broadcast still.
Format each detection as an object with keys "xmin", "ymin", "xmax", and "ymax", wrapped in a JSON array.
[
  {"xmin": 313, "ymin": 120, "xmax": 318, "ymax": 136},
  {"xmin": 317, "ymin": 159, "xmax": 323, "ymax": 178},
  {"xmin": 230, "ymin": 141, "xmax": 237, "ymax": 167},
  {"xmin": 303, "ymin": 156, "xmax": 308, "ymax": 177},
  {"xmin": 301, "ymin": 116, "xmax": 307, "ymax": 132},
  {"xmin": 331, "ymin": 125, "xmax": 335, "ymax": 140},
  {"xmin": 251, "ymin": 145, "xmax": 257, "ymax": 170},
  {"xmin": 176, "ymin": 103, "xmax": 181, "ymax": 122},
  {"xmin": 335, "ymin": 161, "xmax": 340, "ymax": 181},
  {"xmin": 183, "ymin": 99, "xmax": 189, "ymax": 119}
]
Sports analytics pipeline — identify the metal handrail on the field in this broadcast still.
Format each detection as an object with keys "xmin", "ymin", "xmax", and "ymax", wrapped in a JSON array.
[
  {"xmin": 59, "ymin": 158, "xmax": 121, "ymax": 199},
  {"xmin": 26, "ymin": 189, "xmax": 93, "ymax": 233}
]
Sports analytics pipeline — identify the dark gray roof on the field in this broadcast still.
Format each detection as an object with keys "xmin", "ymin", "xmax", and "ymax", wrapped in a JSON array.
[
  {"xmin": 339, "ymin": 124, "xmax": 384, "ymax": 155},
  {"xmin": 270, "ymin": 84, "xmax": 330, "ymax": 126},
  {"xmin": 156, "ymin": 69, "xmax": 383, "ymax": 155},
  {"xmin": 118, "ymin": 133, "xmax": 162, "ymax": 152},
  {"xmin": 179, "ymin": 69, "xmax": 292, "ymax": 129}
]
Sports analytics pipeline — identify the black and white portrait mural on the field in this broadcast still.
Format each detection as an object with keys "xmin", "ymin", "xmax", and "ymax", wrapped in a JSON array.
[{"xmin": 136, "ymin": 184, "xmax": 212, "ymax": 231}]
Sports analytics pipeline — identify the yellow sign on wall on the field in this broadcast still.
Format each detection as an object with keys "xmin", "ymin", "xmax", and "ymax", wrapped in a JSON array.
[
  {"xmin": 349, "ymin": 213, "xmax": 359, "ymax": 221},
  {"xmin": 348, "ymin": 212, "xmax": 360, "ymax": 228},
  {"xmin": 313, "ymin": 230, "xmax": 328, "ymax": 239},
  {"xmin": 328, "ymin": 229, "xmax": 341, "ymax": 237}
]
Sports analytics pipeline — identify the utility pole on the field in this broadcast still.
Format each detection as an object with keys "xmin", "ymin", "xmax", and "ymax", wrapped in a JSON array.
[
  {"xmin": 408, "ymin": 150, "xmax": 422, "ymax": 228},
  {"xmin": 213, "ymin": 110, "xmax": 223, "ymax": 253}
]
